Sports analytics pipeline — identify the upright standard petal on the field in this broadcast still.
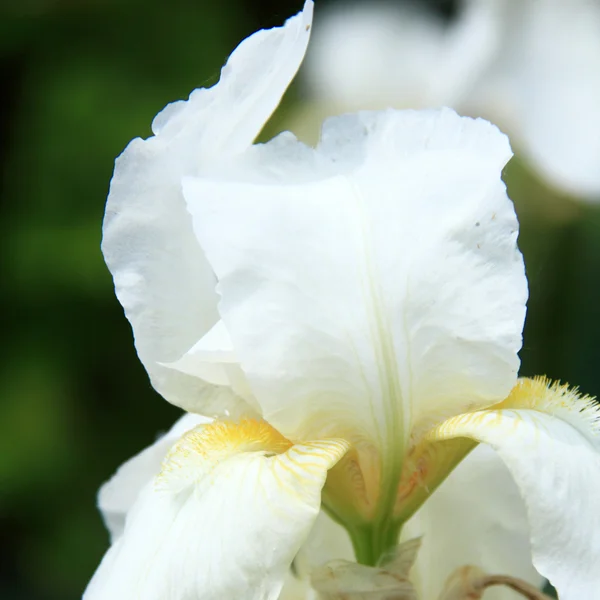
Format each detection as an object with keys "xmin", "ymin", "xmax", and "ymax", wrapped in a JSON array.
[
  {"xmin": 183, "ymin": 109, "xmax": 526, "ymax": 480},
  {"xmin": 85, "ymin": 419, "xmax": 348, "ymax": 600},
  {"xmin": 98, "ymin": 413, "xmax": 210, "ymax": 541},
  {"xmin": 428, "ymin": 378, "xmax": 600, "ymax": 600},
  {"xmin": 101, "ymin": 1, "xmax": 314, "ymax": 415}
]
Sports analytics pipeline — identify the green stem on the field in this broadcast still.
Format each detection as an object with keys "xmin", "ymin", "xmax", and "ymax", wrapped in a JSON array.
[
  {"xmin": 349, "ymin": 525, "xmax": 376, "ymax": 566},
  {"xmin": 348, "ymin": 520, "xmax": 403, "ymax": 567},
  {"xmin": 342, "ymin": 442, "xmax": 405, "ymax": 566}
]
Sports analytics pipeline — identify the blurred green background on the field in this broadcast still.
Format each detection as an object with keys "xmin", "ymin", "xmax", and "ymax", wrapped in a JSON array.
[{"xmin": 0, "ymin": 0, "xmax": 597, "ymax": 598}]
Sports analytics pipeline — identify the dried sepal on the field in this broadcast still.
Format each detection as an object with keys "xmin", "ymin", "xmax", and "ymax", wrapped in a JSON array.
[
  {"xmin": 310, "ymin": 562, "xmax": 417, "ymax": 599},
  {"xmin": 377, "ymin": 537, "xmax": 422, "ymax": 577}
]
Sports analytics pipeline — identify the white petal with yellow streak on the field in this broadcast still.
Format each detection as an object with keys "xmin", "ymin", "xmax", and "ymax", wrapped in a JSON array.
[
  {"xmin": 427, "ymin": 378, "xmax": 600, "ymax": 600},
  {"xmin": 84, "ymin": 419, "xmax": 348, "ymax": 600}
]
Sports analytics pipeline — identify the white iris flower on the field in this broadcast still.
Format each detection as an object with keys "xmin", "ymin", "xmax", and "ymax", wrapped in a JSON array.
[{"xmin": 85, "ymin": 2, "xmax": 600, "ymax": 599}]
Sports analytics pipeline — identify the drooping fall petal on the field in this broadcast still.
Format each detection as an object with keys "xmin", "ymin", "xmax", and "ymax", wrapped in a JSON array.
[
  {"xmin": 98, "ymin": 413, "xmax": 210, "ymax": 541},
  {"xmin": 427, "ymin": 377, "xmax": 600, "ymax": 600},
  {"xmin": 85, "ymin": 419, "xmax": 348, "ymax": 600}
]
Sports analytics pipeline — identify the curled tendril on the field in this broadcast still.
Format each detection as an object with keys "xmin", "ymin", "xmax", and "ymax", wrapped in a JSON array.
[{"xmin": 439, "ymin": 565, "xmax": 554, "ymax": 600}]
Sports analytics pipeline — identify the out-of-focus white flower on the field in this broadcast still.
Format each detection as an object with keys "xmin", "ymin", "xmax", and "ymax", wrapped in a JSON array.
[
  {"xmin": 87, "ymin": 1, "xmax": 600, "ymax": 599},
  {"xmin": 301, "ymin": 0, "xmax": 600, "ymax": 200},
  {"xmin": 303, "ymin": 0, "xmax": 498, "ymax": 113}
]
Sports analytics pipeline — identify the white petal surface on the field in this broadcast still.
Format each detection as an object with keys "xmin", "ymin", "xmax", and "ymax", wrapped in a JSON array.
[
  {"xmin": 467, "ymin": 0, "xmax": 600, "ymax": 199},
  {"xmin": 101, "ymin": 1, "xmax": 313, "ymax": 414},
  {"xmin": 302, "ymin": 1, "xmax": 497, "ymax": 113},
  {"xmin": 278, "ymin": 573, "xmax": 315, "ymax": 600},
  {"xmin": 85, "ymin": 419, "xmax": 348, "ymax": 600},
  {"xmin": 505, "ymin": 0, "xmax": 600, "ymax": 198},
  {"xmin": 98, "ymin": 413, "xmax": 210, "ymax": 541},
  {"xmin": 303, "ymin": 3, "xmax": 446, "ymax": 111},
  {"xmin": 295, "ymin": 511, "xmax": 355, "ymax": 576},
  {"xmin": 184, "ymin": 109, "xmax": 526, "ymax": 455},
  {"xmin": 428, "ymin": 378, "xmax": 600, "ymax": 600},
  {"xmin": 402, "ymin": 445, "xmax": 542, "ymax": 600},
  {"xmin": 164, "ymin": 320, "xmax": 237, "ymax": 386},
  {"xmin": 277, "ymin": 512, "xmax": 355, "ymax": 600},
  {"xmin": 163, "ymin": 320, "xmax": 258, "ymax": 407},
  {"xmin": 431, "ymin": 0, "xmax": 501, "ymax": 109}
]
